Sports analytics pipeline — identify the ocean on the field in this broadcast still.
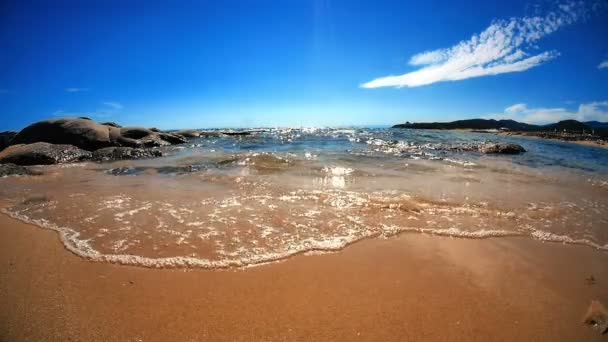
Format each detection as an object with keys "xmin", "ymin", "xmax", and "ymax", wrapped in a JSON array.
[{"xmin": 1, "ymin": 127, "xmax": 607, "ymax": 268}]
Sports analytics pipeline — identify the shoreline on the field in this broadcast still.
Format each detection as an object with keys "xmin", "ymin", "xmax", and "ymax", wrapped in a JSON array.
[
  {"xmin": 445, "ymin": 128, "xmax": 608, "ymax": 149},
  {"xmin": 497, "ymin": 131, "xmax": 608, "ymax": 149},
  {"xmin": 1, "ymin": 209, "xmax": 607, "ymax": 341}
]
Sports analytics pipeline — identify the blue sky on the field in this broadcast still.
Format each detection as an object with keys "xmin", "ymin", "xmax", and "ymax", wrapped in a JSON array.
[{"xmin": 1, "ymin": 0, "xmax": 607, "ymax": 130}]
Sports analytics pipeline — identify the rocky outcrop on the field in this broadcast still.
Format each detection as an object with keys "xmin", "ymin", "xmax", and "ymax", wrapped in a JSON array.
[
  {"xmin": 10, "ymin": 118, "xmax": 186, "ymax": 151},
  {"xmin": 0, "ymin": 142, "xmax": 92, "ymax": 165},
  {"xmin": 479, "ymin": 142, "xmax": 526, "ymax": 154},
  {"xmin": 92, "ymin": 147, "xmax": 162, "ymax": 162},
  {"xmin": 0, "ymin": 131, "xmax": 18, "ymax": 151},
  {"xmin": 0, "ymin": 163, "xmax": 40, "ymax": 177}
]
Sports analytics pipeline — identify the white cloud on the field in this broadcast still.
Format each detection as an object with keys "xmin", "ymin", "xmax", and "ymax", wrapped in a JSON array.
[
  {"xmin": 599, "ymin": 60, "xmax": 608, "ymax": 69},
  {"xmin": 486, "ymin": 101, "xmax": 608, "ymax": 124},
  {"xmin": 102, "ymin": 101, "xmax": 123, "ymax": 110},
  {"xmin": 66, "ymin": 87, "xmax": 89, "ymax": 92},
  {"xmin": 362, "ymin": 2, "xmax": 593, "ymax": 88}
]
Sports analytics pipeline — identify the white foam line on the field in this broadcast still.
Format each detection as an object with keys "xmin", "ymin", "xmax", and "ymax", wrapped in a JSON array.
[{"xmin": 2, "ymin": 208, "xmax": 607, "ymax": 270}]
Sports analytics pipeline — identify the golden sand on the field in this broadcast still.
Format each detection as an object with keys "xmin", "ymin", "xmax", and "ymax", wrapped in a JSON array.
[{"xmin": 1, "ymin": 213, "xmax": 607, "ymax": 341}]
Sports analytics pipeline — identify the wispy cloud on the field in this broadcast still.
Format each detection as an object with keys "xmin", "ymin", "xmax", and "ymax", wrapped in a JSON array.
[
  {"xmin": 599, "ymin": 60, "xmax": 608, "ymax": 69},
  {"xmin": 486, "ymin": 101, "xmax": 608, "ymax": 124},
  {"xmin": 66, "ymin": 87, "xmax": 89, "ymax": 93},
  {"xmin": 52, "ymin": 101, "xmax": 124, "ymax": 119},
  {"xmin": 362, "ymin": 1, "xmax": 597, "ymax": 88},
  {"xmin": 102, "ymin": 101, "xmax": 123, "ymax": 110}
]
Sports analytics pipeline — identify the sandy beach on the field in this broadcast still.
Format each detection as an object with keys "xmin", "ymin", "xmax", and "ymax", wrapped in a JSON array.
[{"xmin": 1, "ymin": 211, "xmax": 607, "ymax": 341}]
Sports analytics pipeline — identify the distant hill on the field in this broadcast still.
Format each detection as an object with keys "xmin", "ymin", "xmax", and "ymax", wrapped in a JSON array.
[
  {"xmin": 393, "ymin": 119, "xmax": 536, "ymax": 131},
  {"xmin": 543, "ymin": 120, "xmax": 589, "ymax": 132},
  {"xmin": 584, "ymin": 121, "xmax": 608, "ymax": 129},
  {"xmin": 392, "ymin": 119, "xmax": 608, "ymax": 137}
]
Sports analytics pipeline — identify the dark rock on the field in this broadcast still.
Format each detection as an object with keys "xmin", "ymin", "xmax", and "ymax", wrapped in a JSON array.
[
  {"xmin": 11, "ymin": 118, "xmax": 113, "ymax": 151},
  {"xmin": 221, "ymin": 131, "xmax": 252, "ymax": 136},
  {"xmin": 0, "ymin": 142, "xmax": 92, "ymax": 165},
  {"xmin": 78, "ymin": 116, "xmax": 92, "ymax": 120},
  {"xmin": 0, "ymin": 163, "xmax": 40, "ymax": 177},
  {"xmin": 149, "ymin": 127, "xmax": 161, "ymax": 132},
  {"xmin": 101, "ymin": 122, "xmax": 122, "ymax": 128},
  {"xmin": 92, "ymin": 147, "xmax": 162, "ymax": 162},
  {"xmin": 175, "ymin": 129, "xmax": 201, "ymax": 138},
  {"xmin": 479, "ymin": 142, "xmax": 526, "ymax": 154},
  {"xmin": 0, "ymin": 131, "xmax": 18, "ymax": 151}
]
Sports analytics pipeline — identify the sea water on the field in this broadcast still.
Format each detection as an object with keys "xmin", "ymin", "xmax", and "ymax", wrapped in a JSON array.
[{"xmin": 1, "ymin": 127, "xmax": 607, "ymax": 268}]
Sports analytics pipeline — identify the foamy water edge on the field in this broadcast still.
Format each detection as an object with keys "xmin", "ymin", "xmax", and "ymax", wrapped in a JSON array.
[{"xmin": 3, "ymin": 207, "xmax": 606, "ymax": 270}]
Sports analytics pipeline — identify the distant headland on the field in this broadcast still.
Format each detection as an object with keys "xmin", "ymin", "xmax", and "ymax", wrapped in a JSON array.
[{"xmin": 393, "ymin": 119, "xmax": 608, "ymax": 148}]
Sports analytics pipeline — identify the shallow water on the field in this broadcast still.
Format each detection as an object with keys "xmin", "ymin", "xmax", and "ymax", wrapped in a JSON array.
[{"xmin": 1, "ymin": 128, "xmax": 607, "ymax": 268}]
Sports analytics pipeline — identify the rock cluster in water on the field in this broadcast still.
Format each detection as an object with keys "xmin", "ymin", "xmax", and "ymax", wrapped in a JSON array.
[
  {"xmin": 0, "ymin": 117, "xmax": 197, "ymax": 166},
  {"xmin": 0, "ymin": 163, "xmax": 41, "ymax": 177}
]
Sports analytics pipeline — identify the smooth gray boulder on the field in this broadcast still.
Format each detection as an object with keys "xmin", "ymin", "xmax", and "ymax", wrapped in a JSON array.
[{"xmin": 10, "ymin": 118, "xmax": 112, "ymax": 151}]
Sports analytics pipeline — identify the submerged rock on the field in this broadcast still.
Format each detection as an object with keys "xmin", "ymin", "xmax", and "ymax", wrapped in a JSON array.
[
  {"xmin": 478, "ymin": 142, "xmax": 526, "ymax": 154},
  {"xmin": 0, "ymin": 142, "xmax": 92, "ymax": 165},
  {"xmin": 0, "ymin": 163, "xmax": 40, "ymax": 177},
  {"xmin": 92, "ymin": 147, "xmax": 162, "ymax": 162},
  {"xmin": 583, "ymin": 300, "xmax": 608, "ymax": 334},
  {"xmin": 0, "ymin": 131, "xmax": 18, "ymax": 151}
]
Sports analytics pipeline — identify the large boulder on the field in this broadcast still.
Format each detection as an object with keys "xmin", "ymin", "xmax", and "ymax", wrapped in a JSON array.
[
  {"xmin": 0, "ymin": 142, "xmax": 92, "ymax": 165},
  {"xmin": 92, "ymin": 147, "xmax": 162, "ymax": 162},
  {"xmin": 10, "ymin": 118, "xmax": 112, "ymax": 151},
  {"xmin": 479, "ymin": 142, "xmax": 526, "ymax": 154},
  {"xmin": 0, "ymin": 131, "xmax": 18, "ymax": 151}
]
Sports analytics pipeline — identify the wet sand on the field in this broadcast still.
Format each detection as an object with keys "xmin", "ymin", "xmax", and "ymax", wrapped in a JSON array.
[{"xmin": 1, "ymin": 213, "xmax": 607, "ymax": 341}]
